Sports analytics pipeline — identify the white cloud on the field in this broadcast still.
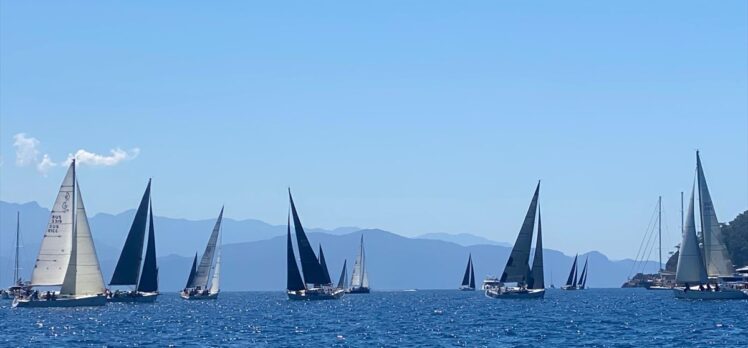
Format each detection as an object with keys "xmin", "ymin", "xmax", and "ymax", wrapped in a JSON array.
[
  {"xmin": 36, "ymin": 154, "xmax": 57, "ymax": 175},
  {"xmin": 13, "ymin": 133, "xmax": 40, "ymax": 166},
  {"xmin": 65, "ymin": 147, "xmax": 140, "ymax": 166}
]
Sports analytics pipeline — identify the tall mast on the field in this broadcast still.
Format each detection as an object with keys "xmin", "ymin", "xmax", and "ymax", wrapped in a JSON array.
[
  {"xmin": 14, "ymin": 211, "xmax": 20, "ymax": 283},
  {"xmin": 658, "ymin": 196, "xmax": 662, "ymax": 271},
  {"xmin": 72, "ymin": 159, "xmax": 77, "ymax": 250},
  {"xmin": 680, "ymin": 191, "xmax": 684, "ymax": 234}
]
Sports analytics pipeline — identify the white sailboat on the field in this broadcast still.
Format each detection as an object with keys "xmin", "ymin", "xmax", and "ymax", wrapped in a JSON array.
[
  {"xmin": 348, "ymin": 235, "xmax": 371, "ymax": 294},
  {"xmin": 181, "ymin": 207, "xmax": 223, "ymax": 300},
  {"xmin": 673, "ymin": 152, "xmax": 747, "ymax": 300},
  {"xmin": 13, "ymin": 160, "xmax": 108, "ymax": 308},
  {"xmin": 485, "ymin": 182, "xmax": 545, "ymax": 299}
]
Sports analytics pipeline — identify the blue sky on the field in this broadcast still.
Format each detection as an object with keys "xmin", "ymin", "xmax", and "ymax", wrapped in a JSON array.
[{"xmin": 1, "ymin": 1, "xmax": 746, "ymax": 259}]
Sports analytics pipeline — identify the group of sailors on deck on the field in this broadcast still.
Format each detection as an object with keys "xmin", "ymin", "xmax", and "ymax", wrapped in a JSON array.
[
  {"xmin": 682, "ymin": 283, "xmax": 721, "ymax": 292},
  {"xmin": 182, "ymin": 286, "xmax": 209, "ymax": 297}
]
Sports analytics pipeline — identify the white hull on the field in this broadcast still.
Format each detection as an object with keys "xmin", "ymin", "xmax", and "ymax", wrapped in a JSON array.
[
  {"xmin": 674, "ymin": 287, "xmax": 748, "ymax": 300},
  {"xmin": 181, "ymin": 291, "xmax": 219, "ymax": 300},
  {"xmin": 647, "ymin": 285, "xmax": 674, "ymax": 291},
  {"xmin": 287, "ymin": 288, "xmax": 345, "ymax": 301},
  {"xmin": 459, "ymin": 286, "xmax": 475, "ymax": 291},
  {"xmin": 485, "ymin": 287, "xmax": 545, "ymax": 299},
  {"xmin": 108, "ymin": 292, "xmax": 159, "ymax": 303},
  {"xmin": 561, "ymin": 285, "xmax": 584, "ymax": 290},
  {"xmin": 12, "ymin": 294, "xmax": 107, "ymax": 308}
]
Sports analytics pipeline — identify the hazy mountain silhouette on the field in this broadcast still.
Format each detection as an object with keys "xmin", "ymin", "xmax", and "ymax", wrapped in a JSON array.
[{"xmin": 416, "ymin": 232, "xmax": 511, "ymax": 247}]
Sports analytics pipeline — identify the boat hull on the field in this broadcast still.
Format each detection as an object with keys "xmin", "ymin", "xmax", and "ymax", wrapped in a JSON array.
[
  {"xmin": 561, "ymin": 286, "xmax": 583, "ymax": 290},
  {"xmin": 108, "ymin": 292, "xmax": 159, "ymax": 303},
  {"xmin": 485, "ymin": 287, "xmax": 545, "ymax": 299},
  {"xmin": 347, "ymin": 287, "xmax": 370, "ymax": 294},
  {"xmin": 12, "ymin": 294, "xmax": 107, "ymax": 308},
  {"xmin": 180, "ymin": 292, "xmax": 219, "ymax": 300},
  {"xmin": 287, "ymin": 288, "xmax": 345, "ymax": 301},
  {"xmin": 674, "ymin": 288, "xmax": 748, "ymax": 300},
  {"xmin": 459, "ymin": 286, "xmax": 475, "ymax": 291}
]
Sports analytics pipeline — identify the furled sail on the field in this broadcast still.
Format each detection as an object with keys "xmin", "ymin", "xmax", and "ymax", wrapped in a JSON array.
[
  {"xmin": 185, "ymin": 253, "xmax": 198, "ymax": 289},
  {"xmin": 529, "ymin": 208, "xmax": 545, "ymax": 289},
  {"xmin": 676, "ymin": 186, "xmax": 708, "ymax": 284},
  {"xmin": 286, "ymin": 213, "xmax": 306, "ymax": 291},
  {"xmin": 60, "ymin": 181, "xmax": 106, "ymax": 296},
  {"xmin": 31, "ymin": 164, "xmax": 75, "ymax": 286},
  {"xmin": 137, "ymin": 203, "xmax": 158, "ymax": 292},
  {"xmin": 337, "ymin": 259, "xmax": 348, "ymax": 289},
  {"xmin": 696, "ymin": 152, "xmax": 734, "ymax": 276},
  {"xmin": 194, "ymin": 207, "xmax": 223, "ymax": 289},
  {"xmin": 318, "ymin": 245, "xmax": 332, "ymax": 285},
  {"xmin": 110, "ymin": 180, "xmax": 151, "ymax": 286},
  {"xmin": 501, "ymin": 183, "xmax": 540, "ymax": 284},
  {"xmin": 351, "ymin": 234, "xmax": 367, "ymax": 288},
  {"xmin": 461, "ymin": 255, "xmax": 473, "ymax": 287},
  {"xmin": 289, "ymin": 190, "xmax": 328, "ymax": 286},
  {"xmin": 565, "ymin": 255, "xmax": 578, "ymax": 287}
]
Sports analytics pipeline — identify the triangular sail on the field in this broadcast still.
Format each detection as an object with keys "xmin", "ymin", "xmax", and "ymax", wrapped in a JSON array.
[
  {"xmin": 469, "ymin": 258, "xmax": 476, "ymax": 289},
  {"xmin": 577, "ymin": 258, "xmax": 588, "ymax": 288},
  {"xmin": 286, "ymin": 213, "xmax": 306, "ymax": 291},
  {"xmin": 209, "ymin": 247, "xmax": 221, "ymax": 294},
  {"xmin": 318, "ymin": 245, "xmax": 332, "ymax": 285},
  {"xmin": 337, "ymin": 260, "xmax": 348, "ymax": 289},
  {"xmin": 351, "ymin": 234, "xmax": 367, "ymax": 288},
  {"xmin": 289, "ymin": 190, "xmax": 328, "ymax": 286},
  {"xmin": 185, "ymin": 253, "xmax": 198, "ymax": 289},
  {"xmin": 676, "ymin": 186, "xmax": 709, "ymax": 284},
  {"xmin": 501, "ymin": 183, "xmax": 540, "ymax": 284},
  {"xmin": 696, "ymin": 152, "xmax": 734, "ymax": 276},
  {"xmin": 137, "ymin": 203, "xmax": 158, "ymax": 292},
  {"xmin": 31, "ymin": 164, "xmax": 75, "ymax": 286},
  {"xmin": 60, "ymin": 181, "xmax": 106, "ymax": 296},
  {"xmin": 461, "ymin": 255, "xmax": 472, "ymax": 287},
  {"xmin": 110, "ymin": 180, "xmax": 151, "ymax": 286},
  {"xmin": 565, "ymin": 255, "xmax": 578, "ymax": 287},
  {"xmin": 529, "ymin": 208, "xmax": 544, "ymax": 289},
  {"xmin": 362, "ymin": 269, "xmax": 369, "ymax": 288},
  {"xmin": 194, "ymin": 207, "xmax": 223, "ymax": 289}
]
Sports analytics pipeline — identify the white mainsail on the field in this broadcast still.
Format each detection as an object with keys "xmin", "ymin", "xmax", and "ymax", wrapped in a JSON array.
[
  {"xmin": 60, "ymin": 183, "xmax": 106, "ymax": 296},
  {"xmin": 30, "ymin": 165, "xmax": 75, "ymax": 286},
  {"xmin": 209, "ymin": 247, "xmax": 221, "ymax": 294},
  {"xmin": 696, "ymin": 153, "xmax": 734, "ymax": 276},
  {"xmin": 194, "ymin": 207, "xmax": 223, "ymax": 289},
  {"xmin": 675, "ymin": 186, "xmax": 708, "ymax": 284},
  {"xmin": 351, "ymin": 235, "xmax": 366, "ymax": 288}
]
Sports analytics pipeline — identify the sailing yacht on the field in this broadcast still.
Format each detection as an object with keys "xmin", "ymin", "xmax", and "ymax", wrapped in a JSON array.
[
  {"xmin": 181, "ymin": 207, "xmax": 223, "ymax": 300},
  {"xmin": 337, "ymin": 260, "xmax": 348, "ymax": 290},
  {"xmin": 674, "ymin": 152, "xmax": 748, "ymax": 300},
  {"xmin": 108, "ymin": 180, "xmax": 159, "ymax": 302},
  {"xmin": 13, "ymin": 161, "xmax": 108, "ymax": 308},
  {"xmin": 485, "ymin": 182, "xmax": 545, "ymax": 299},
  {"xmin": 348, "ymin": 235, "xmax": 371, "ymax": 294},
  {"xmin": 286, "ymin": 189, "xmax": 345, "ymax": 300},
  {"xmin": 561, "ymin": 255, "xmax": 588, "ymax": 290},
  {"xmin": 3, "ymin": 212, "xmax": 32, "ymax": 300},
  {"xmin": 459, "ymin": 254, "xmax": 476, "ymax": 291}
]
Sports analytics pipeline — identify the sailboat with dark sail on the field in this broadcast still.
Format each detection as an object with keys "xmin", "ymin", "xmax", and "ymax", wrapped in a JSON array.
[
  {"xmin": 348, "ymin": 235, "xmax": 371, "ymax": 294},
  {"xmin": 673, "ymin": 152, "xmax": 747, "ymax": 300},
  {"xmin": 286, "ymin": 189, "xmax": 345, "ymax": 300},
  {"xmin": 459, "ymin": 254, "xmax": 476, "ymax": 291},
  {"xmin": 3, "ymin": 212, "xmax": 32, "ymax": 299},
  {"xmin": 485, "ymin": 182, "xmax": 545, "ymax": 299},
  {"xmin": 562, "ymin": 256, "xmax": 588, "ymax": 290},
  {"xmin": 13, "ymin": 160, "xmax": 108, "ymax": 308},
  {"xmin": 337, "ymin": 260, "xmax": 348, "ymax": 290},
  {"xmin": 108, "ymin": 180, "xmax": 159, "ymax": 302},
  {"xmin": 181, "ymin": 207, "xmax": 223, "ymax": 300}
]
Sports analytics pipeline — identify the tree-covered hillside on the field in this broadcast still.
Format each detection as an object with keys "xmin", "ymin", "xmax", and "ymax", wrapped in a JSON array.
[{"xmin": 666, "ymin": 210, "xmax": 748, "ymax": 270}]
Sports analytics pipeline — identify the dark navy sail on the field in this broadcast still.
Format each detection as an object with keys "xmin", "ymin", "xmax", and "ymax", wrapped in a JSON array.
[
  {"xmin": 577, "ymin": 258, "xmax": 588, "ymax": 289},
  {"xmin": 110, "ymin": 181, "xmax": 151, "ymax": 285},
  {"xmin": 318, "ymin": 245, "xmax": 333, "ymax": 285},
  {"xmin": 528, "ymin": 208, "xmax": 545, "ymax": 289},
  {"xmin": 185, "ymin": 253, "xmax": 198, "ymax": 289},
  {"xmin": 565, "ymin": 254, "xmax": 578, "ymax": 287},
  {"xmin": 461, "ymin": 255, "xmax": 472, "ymax": 287},
  {"xmin": 286, "ymin": 214, "xmax": 306, "ymax": 291},
  {"xmin": 289, "ymin": 190, "xmax": 327, "ymax": 286},
  {"xmin": 137, "ymin": 203, "xmax": 158, "ymax": 292},
  {"xmin": 337, "ymin": 260, "xmax": 348, "ymax": 289},
  {"xmin": 501, "ymin": 183, "xmax": 540, "ymax": 283},
  {"xmin": 469, "ymin": 257, "xmax": 475, "ymax": 289}
]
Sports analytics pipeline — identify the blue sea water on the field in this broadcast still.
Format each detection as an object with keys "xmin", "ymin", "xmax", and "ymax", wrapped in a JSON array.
[{"xmin": 0, "ymin": 289, "xmax": 746, "ymax": 347}]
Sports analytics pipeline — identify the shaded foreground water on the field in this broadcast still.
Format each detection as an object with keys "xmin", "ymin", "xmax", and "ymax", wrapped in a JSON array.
[{"xmin": 1, "ymin": 289, "xmax": 746, "ymax": 346}]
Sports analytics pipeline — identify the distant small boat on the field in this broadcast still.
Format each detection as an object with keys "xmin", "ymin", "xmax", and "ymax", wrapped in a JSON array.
[
  {"xmin": 3, "ymin": 212, "xmax": 32, "ymax": 300},
  {"xmin": 181, "ymin": 207, "xmax": 223, "ymax": 300},
  {"xmin": 108, "ymin": 180, "xmax": 159, "ymax": 303},
  {"xmin": 13, "ymin": 161, "xmax": 108, "ymax": 308},
  {"xmin": 561, "ymin": 255, "xmax": 588, "ymax": 290},
  {"xmin": 459, "ymin": 254, "xmax": 476, "ymax": 291},
  {"xmin": 286, "ymin": 190, "xmax": 344, "ymax": 300},
  {"xmin": 673, "ymin": 152, "xmax": 748, "ymax": 300},
  {"xmin": 348, "ymin": 235, "xmax": 371, "ymax": 294},
  {"xmin": 485, "ymin": 182, "xmax": 545, "ymax": 299}
]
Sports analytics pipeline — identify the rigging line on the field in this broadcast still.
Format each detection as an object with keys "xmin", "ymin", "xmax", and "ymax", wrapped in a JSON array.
[
  {"xmin": 639, "ymin": 215, "xmax": 660, "ymax": 275},
  {"xmin": 628, "ymin": 201, "xmax": 660, "ymax": 278}
]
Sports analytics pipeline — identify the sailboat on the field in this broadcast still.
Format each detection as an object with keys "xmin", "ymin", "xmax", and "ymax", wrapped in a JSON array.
[
  {"xmin": 3, "ymin": 212, "xmax": 32, "ymax": 300},
  {"xmin": 337, "ymin": 260, "xmax": 348, "ymax": 290},
  {"xmin": 108, "ymin": 180, "xmax": 159, "ymax": 302},
  {"xmin": 561, "ymin": 255, "xmax": 588, "ymax": 290},
  {"xmin": 459, "ymin": 254, "xmax": 476, "ymax": 291},
  {"xmin": 673, "ymin": 152, "xmax": 747, "ymax": 299},
  {"xmin": 286, "ymin": 189, "xmax": 345, "ymax": 300},
  {"xmin": 13, "ymin": 160, "xmax": 108, "ymax": 308},
  {"xmin": 348, "ymin": 234, "xmax": 371, "ymax": 294},
  {"xmin": 181, "ymin": 207, "xmax": 223, "ymax": 300},
  {"xmin": 485, "ymin": 182, "xmax": 545, "ymax": 299}
]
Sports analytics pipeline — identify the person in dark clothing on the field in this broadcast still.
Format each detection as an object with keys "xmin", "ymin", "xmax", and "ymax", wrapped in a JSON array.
[
  {"xmin": 706, "ymin": 283, "xmax": 712, "ymax": 291},
  {"xmin": 715, "ymin": 283, "xmax": 720, "ymax": 291},
  {"xmin": 698, "ymin": 284, "xmax": 704, "ymax": 291}
]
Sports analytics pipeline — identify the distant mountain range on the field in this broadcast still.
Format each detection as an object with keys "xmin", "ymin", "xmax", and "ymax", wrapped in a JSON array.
[{"xmin": 0, "ymin": 200, "xmax": 657, "ymax": 290}]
